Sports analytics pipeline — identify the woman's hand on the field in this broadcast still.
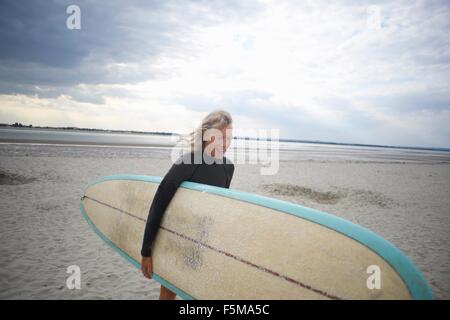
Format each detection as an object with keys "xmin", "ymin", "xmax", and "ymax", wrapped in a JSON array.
[{"xmin": 141, "ymin": 256, "xmax": 153, "ymax": 279}]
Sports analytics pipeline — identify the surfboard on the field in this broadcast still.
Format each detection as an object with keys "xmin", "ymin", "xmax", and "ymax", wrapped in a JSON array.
[{"xmin": 79, "ymin": 174, "xmax": 432, "ymax": 300}]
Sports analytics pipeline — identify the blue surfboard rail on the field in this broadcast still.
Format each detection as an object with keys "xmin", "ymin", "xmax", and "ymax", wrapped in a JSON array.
[{"xmin": 80, "ymin": 174, "xmax": 433, "ymax": 300}]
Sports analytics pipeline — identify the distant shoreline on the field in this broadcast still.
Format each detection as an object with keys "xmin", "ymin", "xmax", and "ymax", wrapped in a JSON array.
[
  {"xmin": 1, "ymin": 124, "xmax": 449, "ymax": 153},
  {"xmin": 0, "ymin": 138, "xmax": 174, "ymax": 148},
  {"xmin": 0, "ymin": 123, "xmax": 177, "ymax": 136}
]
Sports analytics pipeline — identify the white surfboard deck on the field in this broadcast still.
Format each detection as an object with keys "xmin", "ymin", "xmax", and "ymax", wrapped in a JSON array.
[{"xmin": 79, "ymin": 174, "xmax": 432, "ymax": 300}]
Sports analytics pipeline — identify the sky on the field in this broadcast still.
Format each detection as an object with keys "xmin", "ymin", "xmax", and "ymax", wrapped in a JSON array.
[{"xmin": 0, "ymin": 0, "xmax": 449, "ymax": 148}]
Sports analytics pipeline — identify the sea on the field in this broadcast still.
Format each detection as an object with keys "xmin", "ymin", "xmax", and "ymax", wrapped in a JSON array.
[{"xmin": 1, "ymin": 127, "xmax": 449, "ymax": 163}]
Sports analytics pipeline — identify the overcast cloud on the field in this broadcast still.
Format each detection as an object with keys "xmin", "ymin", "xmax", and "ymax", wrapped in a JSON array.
[{"xmin": 0, "ymin": 0, "xmax": 449, "ymax": 147}]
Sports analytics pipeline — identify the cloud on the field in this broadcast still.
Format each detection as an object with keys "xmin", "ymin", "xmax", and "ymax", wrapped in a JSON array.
[
  {"xmin": 0, "ymin": 0, "xmax": 263, "ymax": 87},
  {"xmin": 0, "ymin": 0, "xmax": 449, "ymax": 147}
]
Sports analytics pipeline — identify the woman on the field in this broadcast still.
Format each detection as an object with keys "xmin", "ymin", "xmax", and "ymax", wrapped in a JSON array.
[{"xmin": 140, "ymin": 109, "xmax": 234, "ymax": 300}]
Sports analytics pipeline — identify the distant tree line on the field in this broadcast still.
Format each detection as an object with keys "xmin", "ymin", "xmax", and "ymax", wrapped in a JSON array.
[
  {"xmin": 0, "ymin": 122, "xmax": 177, "ymax": 136},
  {"xmin": 0, "ymin": 122, "xmax": 32, "ymax": 127}
]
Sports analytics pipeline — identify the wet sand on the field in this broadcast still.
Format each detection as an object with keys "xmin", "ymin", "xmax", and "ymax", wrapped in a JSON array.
[{"xmin": 0, "ymin": 143, "xmax": 449, "ymax": 299}]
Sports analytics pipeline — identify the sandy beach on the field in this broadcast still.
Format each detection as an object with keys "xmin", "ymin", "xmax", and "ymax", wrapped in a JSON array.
[{"xmin": 0, "ymin": 142, "xmax": 449, "ymax": 299}]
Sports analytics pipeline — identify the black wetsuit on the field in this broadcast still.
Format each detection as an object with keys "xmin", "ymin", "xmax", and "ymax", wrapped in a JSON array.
[{"xmin": 141, "ymin": 151, "xmax": 235, "ymax": 257}]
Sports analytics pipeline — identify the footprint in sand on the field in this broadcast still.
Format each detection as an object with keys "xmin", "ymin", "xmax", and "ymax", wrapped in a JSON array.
[
  {"xmin": 259, "ymin": 183, "xmax": 395, "ymax": 208},
  {"xmin": 259, "ymin": 183, "xmax": 345, "ymax": 205},
  {"xmin": 0, "ymin": 170, "xmax": 36, "ymax": 185}
]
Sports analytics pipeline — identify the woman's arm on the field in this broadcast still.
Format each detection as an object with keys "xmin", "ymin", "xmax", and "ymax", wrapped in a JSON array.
[{"xmin": 141, "ymin": 154, "xmax": 198, "ymax": 257}]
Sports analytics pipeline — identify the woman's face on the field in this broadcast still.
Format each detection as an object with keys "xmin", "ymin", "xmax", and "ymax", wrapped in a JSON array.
[{"xmin": 204, "ymin": 124, "xmax": 233, "ymax": 158}]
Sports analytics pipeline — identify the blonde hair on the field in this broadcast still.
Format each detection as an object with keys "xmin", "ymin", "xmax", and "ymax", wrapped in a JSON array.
[{"xmin": 178, "ymin": 109, "xmax": 232, "ymax": 154}]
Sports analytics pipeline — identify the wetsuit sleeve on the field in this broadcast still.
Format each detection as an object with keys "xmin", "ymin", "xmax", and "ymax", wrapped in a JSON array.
[{"xmin": 141, "ymin": 158, "xmax": 198, "ymax": 257}]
